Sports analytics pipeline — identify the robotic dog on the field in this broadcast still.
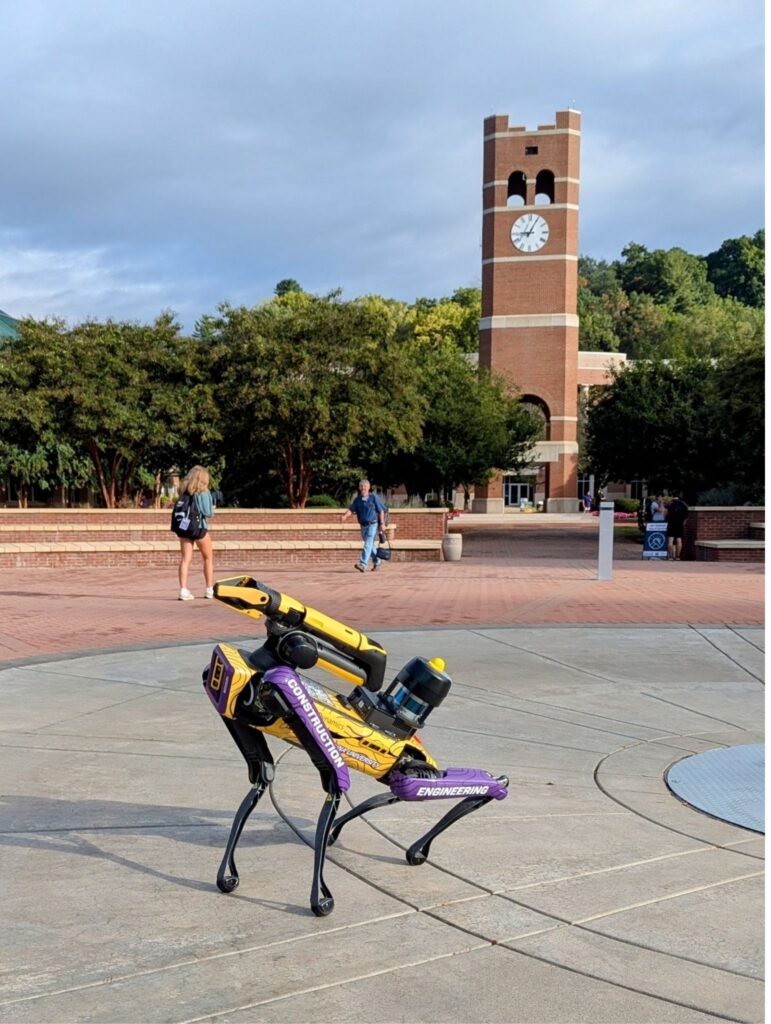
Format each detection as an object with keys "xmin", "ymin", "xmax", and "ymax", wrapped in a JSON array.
[{"xmin": 203, "ymin": 577, "xmax": 508, "ymax": 916}]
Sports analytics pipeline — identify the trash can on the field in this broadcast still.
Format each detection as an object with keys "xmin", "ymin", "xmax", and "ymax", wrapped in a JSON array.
[{"xmin": 442, "ymin": 534, "xmax": 463, "ymax": 561}]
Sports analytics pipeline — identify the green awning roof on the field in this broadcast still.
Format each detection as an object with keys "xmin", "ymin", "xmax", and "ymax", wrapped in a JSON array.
[{"xmin": 0, "ymin": 310, "xmax": 20, "ymax": 340}]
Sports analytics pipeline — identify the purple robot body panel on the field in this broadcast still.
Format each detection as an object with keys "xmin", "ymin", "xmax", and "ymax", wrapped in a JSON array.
[
  {"xmin": 263, "ymin": 667, "xmax": 351, "ymax": 791},
  {"xmin": 389, "ymin": 767, "xmax": 508, "ymax": 801}
]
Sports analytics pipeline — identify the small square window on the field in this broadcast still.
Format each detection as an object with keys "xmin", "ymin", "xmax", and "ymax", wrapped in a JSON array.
[{"xmin": 525, "ymin": 146, "xmax": 538, "ymax": 155}]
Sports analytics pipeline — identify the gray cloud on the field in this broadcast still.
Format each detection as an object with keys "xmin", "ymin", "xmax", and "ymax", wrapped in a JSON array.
[{"xmin": 1, "ymin": 0, "xmax": 763, "ymax": 328}]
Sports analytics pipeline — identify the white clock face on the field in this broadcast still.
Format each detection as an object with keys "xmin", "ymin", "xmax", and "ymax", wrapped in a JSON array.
[{"xmin": 510, "ymin": 213, "xmax": 549, "ymax": 253}]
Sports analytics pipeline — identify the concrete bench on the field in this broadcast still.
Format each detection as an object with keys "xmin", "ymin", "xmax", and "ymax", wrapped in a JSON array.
[{"xmin": 694, "ymin": 539, "xmax": 765, "ymax": 563}]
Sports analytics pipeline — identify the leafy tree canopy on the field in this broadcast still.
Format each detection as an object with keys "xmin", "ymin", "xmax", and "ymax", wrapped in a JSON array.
[
  {"xmin": 208, "ymin": 292, "xmax": 424, "ymax": 507},
  {"xmin": 0, "ymin": 314, "xmax": 219, "ymax": 506},
  {"xmin": 406, "ymin": 288, "xmax": 480, "ymax": 352},
  {"xmin": 371, "ymin": 342, "xmax": 540, "ymax": 498},
  {"xmin": 585, "ymin": 343, "xmax": 764, "ymax": 503},
  {"xmin": 705, "ymin": 230, "xmax": 764, "ymax": 308},
  {"xmin": 615, "ymin": 243, "xmax": 715, "ymax": 313},
  {"xmin": 274, "ymin": 278, "xmax": 304, "ymax": 297}
]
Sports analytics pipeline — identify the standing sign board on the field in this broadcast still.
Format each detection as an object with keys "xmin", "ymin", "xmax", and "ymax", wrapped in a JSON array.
[{"xmin": 642, "ymin": 522, "xmax": 668, "ymax": 559}]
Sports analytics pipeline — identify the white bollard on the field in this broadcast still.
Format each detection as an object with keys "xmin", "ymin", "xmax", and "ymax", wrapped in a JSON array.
[{"xmin": 598, "ymin": 501, "xmax": 614, "ymax": 581}]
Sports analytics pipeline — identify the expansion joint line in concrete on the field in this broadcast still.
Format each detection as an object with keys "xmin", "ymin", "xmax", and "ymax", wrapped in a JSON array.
[
  {"xmin": 264, "ymin": 746, "xmax": 763, "ymax": 1023},
  {"xmin": 640, "ymin": 690, "xmax": 748, "ymax": 731},
  {"xmin": 688, "ymin": 624, "xmax": 765, "ymax": 685},
  {"xmin": 593, "ymin": 739, "xmax": 765, "ymax": 858}
]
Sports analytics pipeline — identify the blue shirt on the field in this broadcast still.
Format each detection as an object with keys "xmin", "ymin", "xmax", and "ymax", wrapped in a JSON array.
[{"xmin": 349, "ymin": 493, "xmax": 386, "ymax": 526}]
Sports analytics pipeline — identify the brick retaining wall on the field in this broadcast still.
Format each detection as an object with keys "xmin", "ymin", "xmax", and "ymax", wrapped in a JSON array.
[
  {"xmin": 0, "ymin": 507, "xmax": 447, "ymax": 539},
  {"xmin": 0, "ymin": 508, "xmax": 447, "ymax": 567},
  {"xmin": 695, "ymin": 545, "xmax": 764, "ymax": 563},
  {"xmin": 0, "ymin": 547, "xmax": 440, "ymax": 569},
  {"xmin": 684, "ymin": 507, "xmax": 765, "ymax": 560}
]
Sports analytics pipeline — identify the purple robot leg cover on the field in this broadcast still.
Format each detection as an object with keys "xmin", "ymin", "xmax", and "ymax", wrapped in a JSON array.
[
  {"xmin": 263, "ymin": 667, "xmax": 351, "ymax": 792},
  {"xmin": 389, "ymin": 767, "xmax": 508, "ymax": 801}
]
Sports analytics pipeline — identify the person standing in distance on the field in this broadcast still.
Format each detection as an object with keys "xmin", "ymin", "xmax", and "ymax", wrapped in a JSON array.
[
  {"xmin": 665, "ymin": 493, "xmax": 689, "ymax": 561},
  {"xmin": 177, "ymin": 465, "xmax": 215, "ymax": 599},
  {"xmin": 341, "ymin": 479, "xmax": 387, "ymax": 573},
  {"xmin": 650, "ymin": 494, "xmax": 666, "ymax": 521}
]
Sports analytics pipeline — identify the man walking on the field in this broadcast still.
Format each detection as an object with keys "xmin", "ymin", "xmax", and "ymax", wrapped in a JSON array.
[
  {"xmin": 341, "ymin": 479, "xmax": 388, "ymax": 573},
  {"xmin": 665, "ymin": 493, "xmax": 689, "ymax": 561}
]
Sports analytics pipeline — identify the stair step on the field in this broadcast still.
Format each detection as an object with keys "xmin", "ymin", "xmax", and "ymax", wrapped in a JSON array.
[{"xmin": 0, "ymin": 524, "xmax": 393, "ymax": 543}]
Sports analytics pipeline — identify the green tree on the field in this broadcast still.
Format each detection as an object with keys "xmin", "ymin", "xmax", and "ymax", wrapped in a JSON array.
[
  {"xmin": 585, "ymin": 357, "xmax": 734, "ymax": 502},
  {"xmin": 615, "ymin": 243, "xmax": 715, "ymax": 313},
  {"xmin": 578, "ymin": 256, "xmax": 618, "ymax": 295},
  {"xmin": 577, "ymin": 288, "xmax": 625, "ymax": 352},
  {"xmin": 274, "ymin": 278, "xmax": 303, "ymax": 297},
  {"xmin": 406, "ymin": 288, "xmax": 481, "ymax": 352},
  {"xmin": 708, "ymin": 341, "xmax": 764, "ymax": 500},
  {"xmin": 0, "ymin": 319, "xmax": 93, "ymax": 505},
  {"xmin": 66, "ymin": 315, "xmax": 219, "ymax": 507},
  {"xmin": 614, "ymin": 293, "xmax": 679, "ymax": 359},
  {"xmin": 663, "ymin": 296, "xmax": 764, "ymax": 358},
  {"xmin": 209, "ymin": 292, "xmax": 424, "ymax": 507},
  {"xmin": 372, "ymin": 343, "xmax": 540, "ymax": 500},
  {"xmin": 0, "ymin": 314, "xmax": 219, "ymax": 508},
  {"xmin": 706, "ymin": 231, "xmax": 765, "ymax": 308}
]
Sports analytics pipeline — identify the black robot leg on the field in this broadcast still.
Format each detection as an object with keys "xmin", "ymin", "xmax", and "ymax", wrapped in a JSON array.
[
  {"xmin": 310, "ymin": 781, "xmax": 341, "ymax": 917},
  {"xmin": 406, "ymin": 780, "xmax": 508, "ymax": 866},
  {"xmin": 327, "ymin": 792, "xmax": 402, "ymax": 846},
  {"xmin": 216, "ymin": 721, "xmax": 275, "ymax": 893}
]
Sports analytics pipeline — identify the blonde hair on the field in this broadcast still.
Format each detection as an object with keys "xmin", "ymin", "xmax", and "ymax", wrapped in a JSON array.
[{"xmin": 181, "ymin": 465, "xmax": 210, "ymax": 495}]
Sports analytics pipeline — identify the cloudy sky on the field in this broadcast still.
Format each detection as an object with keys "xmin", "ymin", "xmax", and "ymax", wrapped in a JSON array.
[{"xmin": 2, "ymin": 0, "xmax": 764, "ymax": 330}]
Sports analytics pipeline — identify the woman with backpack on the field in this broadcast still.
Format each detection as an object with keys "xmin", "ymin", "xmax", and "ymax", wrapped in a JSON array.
[{"xmin": 172, "ymin": 465, "xmax": 215, "ymax": 601}]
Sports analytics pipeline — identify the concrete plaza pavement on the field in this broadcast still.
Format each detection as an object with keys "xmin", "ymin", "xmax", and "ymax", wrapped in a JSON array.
[{"xmin": 0, "ymin": 520, "xmax": 764, "ymax": 1022}]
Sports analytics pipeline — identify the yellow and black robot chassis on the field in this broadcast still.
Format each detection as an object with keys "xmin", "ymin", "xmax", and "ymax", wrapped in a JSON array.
[{"xmin": 203, "ymin": 577, "xmax": 508, "ymax": 916}]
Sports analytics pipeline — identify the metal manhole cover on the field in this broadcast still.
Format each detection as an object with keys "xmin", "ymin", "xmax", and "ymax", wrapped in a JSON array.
[{"xmin": 666, "ymin": 744, "xmax": 764, "ymax": 833}]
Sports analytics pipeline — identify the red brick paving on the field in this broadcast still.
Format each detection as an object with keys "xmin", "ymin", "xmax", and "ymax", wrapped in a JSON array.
[{"xmin": 0, "ymin": 523, "xmax": 762, "ymax": 665}]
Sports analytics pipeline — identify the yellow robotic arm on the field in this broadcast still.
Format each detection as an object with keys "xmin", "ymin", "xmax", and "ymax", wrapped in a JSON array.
[{"xmin": 213, "ymin": 577, "xmax": 387, "ymax": 691}]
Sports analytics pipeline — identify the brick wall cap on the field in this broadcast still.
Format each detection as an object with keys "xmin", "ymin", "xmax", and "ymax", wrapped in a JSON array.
[
  {"xmin": 695, "ymin": 540, "xmax": 765, "ymax": 548},
  {"xmin": 0, "ymin": 506, "xmax": 447, "ymax": 515}
]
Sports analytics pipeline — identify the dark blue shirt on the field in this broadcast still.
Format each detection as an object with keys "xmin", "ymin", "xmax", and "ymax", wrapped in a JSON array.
[{"xmin": 349, "ymin": 493, "xmax": 386, "ymax": 526}]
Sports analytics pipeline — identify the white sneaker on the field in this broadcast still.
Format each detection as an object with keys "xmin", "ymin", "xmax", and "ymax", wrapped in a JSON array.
[
  {"xmin": 179, "ymin": 588, "xmax": 195, "ymax": 601},
  {"xmin": 204, "ymin": 587, "xmax": 215, "ymax": 599}
]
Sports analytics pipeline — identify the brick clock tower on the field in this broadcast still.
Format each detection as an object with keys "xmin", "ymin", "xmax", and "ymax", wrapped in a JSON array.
[{"xmin": 474, "ymin": 109, "xmax": 581, "ymax": 513}]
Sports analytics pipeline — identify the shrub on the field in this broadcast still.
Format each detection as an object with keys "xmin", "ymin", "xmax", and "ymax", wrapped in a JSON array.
[
  {"xmin": 612, "ymin": 497, "xmax": 640, "ymax": 514},
  {"xmin": 695, "ymin": 485, "xmax": 745, "ymax": 506},
  {"xmin": 306, "ymin": 494, "xmax": 340, "ymax": 508}
]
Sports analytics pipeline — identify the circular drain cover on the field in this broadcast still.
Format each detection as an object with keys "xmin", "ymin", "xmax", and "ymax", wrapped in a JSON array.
[{"xmin": 666, "ymin": 744, "xmax": 764, "ymax": 834}]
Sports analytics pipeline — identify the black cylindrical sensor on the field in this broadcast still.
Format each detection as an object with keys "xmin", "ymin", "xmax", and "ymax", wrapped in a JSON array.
[{"xmin": 383, "ymin": 657, "xmax": 452, "ymax": 728}]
